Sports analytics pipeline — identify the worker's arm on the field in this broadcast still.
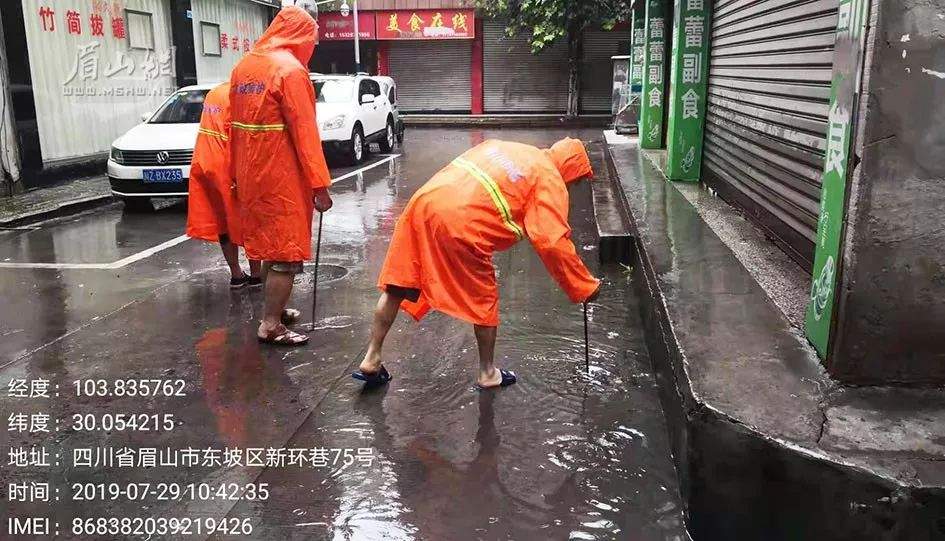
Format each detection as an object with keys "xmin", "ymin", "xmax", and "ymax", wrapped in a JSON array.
[
  {"xmin": 523, "ymin": 171, "xmax": 600, "ymax": 303},
  {"xmin": 280, "ymin": 67, "xmax": 332, "ymax": 191}
]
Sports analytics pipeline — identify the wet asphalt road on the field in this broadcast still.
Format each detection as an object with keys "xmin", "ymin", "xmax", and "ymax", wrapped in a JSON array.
[{"xmin": 0, "ymin": 128, "xmax": 686, "ymax": 540}]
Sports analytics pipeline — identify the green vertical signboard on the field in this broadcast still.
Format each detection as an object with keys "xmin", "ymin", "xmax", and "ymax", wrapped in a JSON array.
[
  {"xmin": 630, "ymin": 9, "xmax": 646, "ymax": 97},
  {"xmin": 639, "ymin": 0, "xmax": 666, "ymax": 149},
  {"xmin": 805, "ymin": 0, "xmax": 871, "ymax": 358},
  {"xmin": 665, "ymin": 0, "xmax": 711, "ymax": 181}
]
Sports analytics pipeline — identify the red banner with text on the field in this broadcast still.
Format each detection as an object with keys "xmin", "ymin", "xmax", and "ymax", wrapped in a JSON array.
[
  {"xmin": 375, "ymin": 9, "xmax": 475, "ymax": 40},
  {"xmin": 318, "ymin": 11, "xmax": 376, "ymax": 41}
]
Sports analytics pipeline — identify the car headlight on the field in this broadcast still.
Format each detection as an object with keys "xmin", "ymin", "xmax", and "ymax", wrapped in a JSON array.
[
  {"xmin": 110, "ymin": 147, "xmax": 124, "ymax": 164},
  {"xmin": 321, "ymin": 115, "xmax": 346, "ymax": 131}
]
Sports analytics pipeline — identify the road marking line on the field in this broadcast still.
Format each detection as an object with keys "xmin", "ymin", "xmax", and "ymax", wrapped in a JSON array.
[
  {"xmin": 331, "ymin": 154, "xmax": 401, "ymax": 184},
  {"xmin": 1, "ymin": 154, "xmax": 403, "ymax": 271},
  {"xmin": 106, "ymin": 235, "xmax": 191, "ymax": 269}
]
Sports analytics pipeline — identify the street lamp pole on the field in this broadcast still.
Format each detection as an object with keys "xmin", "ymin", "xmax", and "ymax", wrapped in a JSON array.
[
  {"xmin": 353, "ymin": 0, "xmax": 361, "ymax": 73},
  {"xmin": 339, "ymin": 0, "xmax": 361, "ymax": 73}
]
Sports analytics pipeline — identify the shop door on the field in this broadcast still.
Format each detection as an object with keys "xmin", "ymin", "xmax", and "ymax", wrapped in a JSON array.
[
  {"xmin": 387, "ymin": 40, "xmax": 472, "ymax": 113},
  {"xmin": 702, "ymin": 0, "xmax": 840, "ymax": 266},
  {"xmin": 580, "ymin": 29, "xmax": 628, "ymax": 113},
  {"xmin": 483, "ymin": 20, "xmax": 569, "ymax": 113}
]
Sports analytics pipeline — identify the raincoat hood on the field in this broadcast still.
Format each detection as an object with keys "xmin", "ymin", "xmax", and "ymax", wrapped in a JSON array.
[
  {"xmin": 253, "ymin": 6, "xmax": 317, "ymax": 66},
  {"xmin": 547, "ymin": 138, "xmax": 594, "ymax": 184}
]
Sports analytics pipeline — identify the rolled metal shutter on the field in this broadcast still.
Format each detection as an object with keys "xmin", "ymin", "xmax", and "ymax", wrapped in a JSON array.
[
  {"xmin": 483, "ymin": 20, "xmax": 569, "ymax": 113},
  {"xmin": 702, "ymin": 0, "xmax": 839, "ymax": 266},
  {"xmin": 580, "ymin": 29, "xmax": 627, "ymax": 113},
  {"xmin": 388, "ymin": 40, "xmax": 472, "ymax": 113}
]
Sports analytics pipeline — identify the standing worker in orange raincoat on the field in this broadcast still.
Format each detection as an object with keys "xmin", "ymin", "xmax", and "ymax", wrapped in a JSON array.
[
  {"xmin": 229, "ymin": 5, "xmax": 333, "ymax": 346},
  {"xmin": 186, "ymin": 82, "xmax": 262, "ymax": 289},
  {"xmin": 353, "ymin": 138, "xmax": 601, "ymax": 389}
]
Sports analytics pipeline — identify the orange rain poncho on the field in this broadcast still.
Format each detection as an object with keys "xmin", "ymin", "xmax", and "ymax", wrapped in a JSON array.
[
  {"xmin": 378, "ymin": 138, "xmax": 600, "ymax": 327},
  {"xmin": 229, "ymin": 6, "xmax": 330, "ymax": 262},
  {"xmin": 185, "ymin": 83, "xmax": 241, "ymax": 244}
]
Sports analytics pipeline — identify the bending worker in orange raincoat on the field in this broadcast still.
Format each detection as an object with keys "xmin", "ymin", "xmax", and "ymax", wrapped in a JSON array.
[
  {"xmin": 229, "ymin": 5, "xmax": 332, "ymax": 346},
  {"xmin": 354, "ymin": 138, "xmax": 601, "ymax": 389},
  {"xmin": 186, "ymin": 82, "xmax": 262, "ymax": 289}
]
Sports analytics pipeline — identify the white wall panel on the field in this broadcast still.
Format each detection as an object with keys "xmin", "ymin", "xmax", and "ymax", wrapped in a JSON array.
[
  {"xmin": 191, "ymin": 0, "xmax": 269, "ymax": 84},
  {"xmin": 0, "ymin": 8, "xmax": 21, "ymax": 185},
  {"xmin": 21, "ymin": 0, "xmax": 178, "ymax": 163}
]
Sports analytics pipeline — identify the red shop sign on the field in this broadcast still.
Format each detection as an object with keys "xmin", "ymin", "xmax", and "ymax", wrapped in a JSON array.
[
  {"xmin": 317, "ymin": 11, "xmax": 376, "ymax": 41},
  {"xmin": 375, "ymin": 10, "xmax": 475, "ymax": 40}
]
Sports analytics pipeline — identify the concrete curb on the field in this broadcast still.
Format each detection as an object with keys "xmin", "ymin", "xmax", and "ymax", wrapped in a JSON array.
[
  {"xmin": 0, "ymin": 194, "xmax": 115, "ymax": 228},
  {"xmin": 604, "ymin": 143, "xmax": 945, "ymax": 540},
  {"xmin": 402, "ymin": 114, "xmax": 612, "ymax": 128}
]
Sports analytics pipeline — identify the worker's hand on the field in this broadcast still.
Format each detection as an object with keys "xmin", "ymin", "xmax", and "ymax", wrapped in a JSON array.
[
  {"xmin": 585, "ymin": 282, "xmax": 602, "ymax": 304},
  {"xmin": 313, "ymin": 188, "xmax": 333, "ymax": 213}
]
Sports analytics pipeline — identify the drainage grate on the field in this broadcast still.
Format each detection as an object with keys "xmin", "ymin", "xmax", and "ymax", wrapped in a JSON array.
[{"xmin": 301, "ymin": 263, "xmax": 349, "ymax": 284}]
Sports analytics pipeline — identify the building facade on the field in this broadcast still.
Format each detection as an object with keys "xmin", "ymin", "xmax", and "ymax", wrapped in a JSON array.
[
  {"xmin": 312, "ymin": 4, "xmax": 629, "ymax": 114},
  {"xmin": 627, "ymin": 0, "xmax": 945, "ymax": 384}
]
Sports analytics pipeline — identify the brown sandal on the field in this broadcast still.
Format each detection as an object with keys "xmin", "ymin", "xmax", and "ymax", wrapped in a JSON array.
[{"xmin": 258, "ymin": 326, "xmax": 309, "ymax": 346}]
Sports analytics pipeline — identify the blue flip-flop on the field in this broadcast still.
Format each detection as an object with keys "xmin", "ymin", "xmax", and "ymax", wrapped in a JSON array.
[
  {"xmin": 477, "ymin": 369, "xmax": 517, "ymax": 391},
  {"xmin": 352, "ymin": 365, "xmax": 392, "ymax": 388}
]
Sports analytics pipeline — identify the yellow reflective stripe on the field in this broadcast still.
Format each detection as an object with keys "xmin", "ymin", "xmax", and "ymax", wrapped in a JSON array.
[
  {"xmin": 231, "ymin": 121, "xmax": 285, "ymax": 132},
  {"xmin": 453, "ymin": 157, "xmax": 524, "ymax": 240},
  {"xmin": 198, "ymin": 128, "xmax": 228, "ymax": 141}
]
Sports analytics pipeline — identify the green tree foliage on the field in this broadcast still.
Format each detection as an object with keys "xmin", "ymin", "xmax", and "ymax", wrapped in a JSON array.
[{"xmin": 477, "ymin": 0, "xmax": 631, "ymax": 53}]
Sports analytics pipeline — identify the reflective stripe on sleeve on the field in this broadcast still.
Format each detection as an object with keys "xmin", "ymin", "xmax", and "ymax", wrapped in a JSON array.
[
  {"xmin": 453, "ymin": 157, "xmax": 525, "ymax": 240},
  {"xmin": 198, "ymin": 128, "xmax": 229, "ymax": 141}
]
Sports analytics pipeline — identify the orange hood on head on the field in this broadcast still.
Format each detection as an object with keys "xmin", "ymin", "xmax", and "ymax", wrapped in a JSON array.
[
  {"xmin": 547, "ymin": 138, "xmax": 593, "ymax": 184},
  {"xmin": 253, "ymin": 6, "xmax": 317, "ymax": 66}
]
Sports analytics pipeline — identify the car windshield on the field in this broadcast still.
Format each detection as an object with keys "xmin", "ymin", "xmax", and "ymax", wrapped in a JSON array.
[
  {"xmin": 314, "ymin": 80, "xmax": 354, "ymax": 104},
  {"xmin": 149, "ymin": 90, "xmax": 209, "ymax": 124}
]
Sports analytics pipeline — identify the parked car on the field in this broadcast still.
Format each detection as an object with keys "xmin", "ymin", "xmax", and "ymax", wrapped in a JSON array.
[
  {"xmin": 311, "ymin": 74, "xmax": 400, "ymax": 164},
  {"xmin": 107, "ymin": 84, "xmax": 212, "ymax": 211},
  {"xmin": 375, "ymin": 75, "xmax": 406, "ymax": 146}
]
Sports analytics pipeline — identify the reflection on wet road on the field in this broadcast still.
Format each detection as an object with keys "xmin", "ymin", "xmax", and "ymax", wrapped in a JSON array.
[{"xmin": 0, "ymin": 129, "xmax": 686, "ymax": 540}]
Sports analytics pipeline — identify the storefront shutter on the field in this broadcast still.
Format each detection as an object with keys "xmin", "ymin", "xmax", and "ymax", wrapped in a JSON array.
[
  {"xmin": 580, "ymin": 29, "xmax": 627, "ymax": 113},
  {"xmin": 388, "ymin": 40, "xmax": 472, "ymax": 113},
  {"xmin": 483, "ymin": 20, "xmax": 569, "ymax": 113},
  {"xmin": 702, "ymin": 0, "xmax": 839, "ymax": 266}
]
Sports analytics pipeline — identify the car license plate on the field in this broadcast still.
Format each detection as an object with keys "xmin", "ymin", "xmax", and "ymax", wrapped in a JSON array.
[{"xmin": 142, "ymin": 169, "xmax": 183, "ymax": 183}]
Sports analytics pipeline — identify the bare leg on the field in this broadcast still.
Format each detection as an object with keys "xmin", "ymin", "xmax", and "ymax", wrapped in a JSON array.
[
  {"xmin": 249, "ymin": 259, "xmax": 262, "ymax": 279},
  {"xmin": 260, "ymin": 261, "xmax": 269, "ymax": 284},
  {"xmin": 359, "ymin": 292, "xmax": 404, "ymax": 374},
  {"xmin": 258, "ymin": 269, "xmax": 295, "ymax": 338},
  {"xmin": 475, "ymin": 325, "xmax": 502, "ymax": 388},
  {"xmin": 220, "ymin": 239, "xmax": 245, "ymax": 279}
]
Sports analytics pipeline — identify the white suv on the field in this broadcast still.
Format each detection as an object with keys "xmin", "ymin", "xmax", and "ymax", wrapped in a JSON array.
[{"xmin": 312, "ymin": 74, "xmax": 398, "ymax": 164}]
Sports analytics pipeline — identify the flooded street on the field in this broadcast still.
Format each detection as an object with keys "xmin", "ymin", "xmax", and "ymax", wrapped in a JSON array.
[{"xmin": 1, "ymin": 128, "xmax": 686, "ymax": 540}]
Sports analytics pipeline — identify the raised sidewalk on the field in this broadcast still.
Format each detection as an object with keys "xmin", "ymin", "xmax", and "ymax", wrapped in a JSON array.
[
  {"xmin": 0, "ymin": 175, "xmax": 111, "ymax": 227},
  {"xmin": 605, "ymin": 135, "xmax": 945, "ymax": 540}
]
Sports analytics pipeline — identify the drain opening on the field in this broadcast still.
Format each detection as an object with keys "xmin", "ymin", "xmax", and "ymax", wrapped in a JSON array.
[{"xmin": 302, "ymin": 263, "xmax": 349, "ymax": 284}]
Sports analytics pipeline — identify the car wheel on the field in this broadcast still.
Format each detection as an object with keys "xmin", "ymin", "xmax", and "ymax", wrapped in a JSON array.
[
  {"xmin": 379, "ymin": 118, "xmax": 395, "ymax": 153},
  {"xmin": 347, "ymin": 125, "xmax": 364, "ymax": 165},
  {"xmin": 121, "ymin": 197, "xmax": 153, "ymax": 213}
]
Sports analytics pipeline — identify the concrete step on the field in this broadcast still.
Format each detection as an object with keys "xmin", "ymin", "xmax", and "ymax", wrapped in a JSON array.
[
  {"xmin": 590, "ymin": 142, "xmax": 634, "ymax": 265},
  {"xmin": 402, "ymin": 114, "xmax": 612, "ymax": 128}
]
